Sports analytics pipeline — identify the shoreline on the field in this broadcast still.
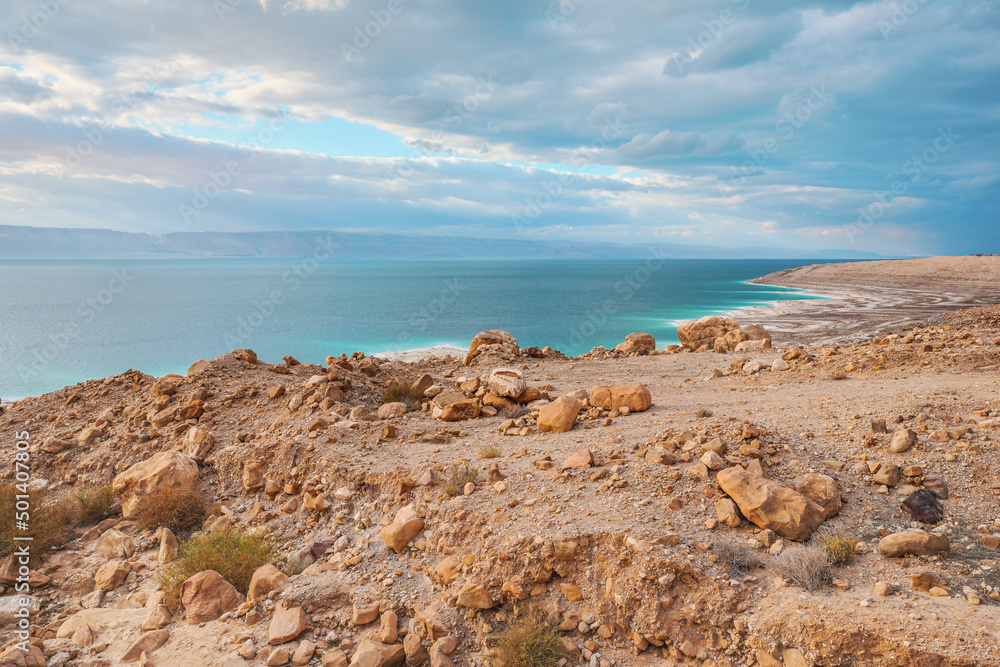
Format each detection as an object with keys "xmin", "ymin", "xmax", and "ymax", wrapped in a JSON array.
[{"xmin": 735, "ymin": 256, "xmax": 1000, "ymax": 346}]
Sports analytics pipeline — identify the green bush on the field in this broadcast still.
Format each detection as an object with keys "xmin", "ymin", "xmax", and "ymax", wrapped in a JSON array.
[
  {"xmin": 158, "ymin": 528, "xmax": 276, "ymax": 607},
  {"xmin": 822, "ymin": 534, "xmax": 858, "ymax": 564}
]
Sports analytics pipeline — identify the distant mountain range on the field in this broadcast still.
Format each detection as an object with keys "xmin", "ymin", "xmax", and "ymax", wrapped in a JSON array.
[{"xmin": 0, "ymin": 225, "xmax": 888, "ymax": 260}]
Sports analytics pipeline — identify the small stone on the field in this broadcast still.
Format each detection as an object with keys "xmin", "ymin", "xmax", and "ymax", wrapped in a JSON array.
[
  {"xmin": 889, "ymin": 428, "xmax": 917, "ymax": 453},
  {"xmin": 560, "ymin": 583, "xmax": 583, "ymax": 601},
  {"xmin": 874, "ymin": 582, "xmax": 893, "ymax": 596}
]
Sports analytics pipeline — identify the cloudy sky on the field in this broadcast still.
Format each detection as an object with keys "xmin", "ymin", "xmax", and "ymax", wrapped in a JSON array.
[{"xmin": 0, "ymin": 0, "xmax": 997, "ymax": 254}]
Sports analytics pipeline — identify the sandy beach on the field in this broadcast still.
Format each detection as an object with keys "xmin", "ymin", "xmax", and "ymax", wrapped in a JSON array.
[{"xmin": 742, "ymin": 255, "xmax": 1000, "ymax": 345}]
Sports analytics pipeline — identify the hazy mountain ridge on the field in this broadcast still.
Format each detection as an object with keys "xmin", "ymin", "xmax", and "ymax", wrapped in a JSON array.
[{"xmin": 0, "ymin": 225, "xmax": 886, "ymax": 259}]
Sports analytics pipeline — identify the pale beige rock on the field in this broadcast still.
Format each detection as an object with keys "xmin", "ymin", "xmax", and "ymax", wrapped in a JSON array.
[
  {"xmin": 614, "ymin": 332, "xmax": 655, "ymax": 355},
  {"xmin": 248, "ymin": 564, "xmax": 290, "ymax": 603},
  {"xmin": 560, "ymin": 583, "xmax": 583, "ymax": 601},
  {"xmin": 94, "ymin": 560, "xmax": 130, "ymax": 591},
  {"xmin": 352, "ymin": 603, "xmax": 380, "ymax": 625},
  {"xmin": 488, "ymin": 368, "xmax": 527, "ymax": 398},
  {"xmin": 41, "ymin": 437, "xmax": 73, "ymax": 454},
  {"xmin": 889, "ymin": 427, "xmax": 917, "ymax": 453},
  {"xmin": 878, "ymin": 531, "xmax": 950, "ymax": 557},
  {"xmin": 403, "ymin": 633, "xmax": 428, "ymax": 665},
  {"xmin": 715, "ymin": 498, "xmax": 742, "ymax": 527},
  {"xmin": 378, "ymin": 402, "xmax": 408, "ymax": 419},
  {"xmin": 588, "ymin": 385, "xmax": 653, "ymax": 412},
  {"xmin": 71, "ymin": 624, "xmax": 94, "ymax": 647},
  {"xmin": 874, "ymin": 581, "xmax": 893, "ymax": 596},
  {"xmin": 872, "ymin": 463, "xmax": 901, "ymax": 487},
  {"xmin": 677, "ymin": 316, "xmax": 740, "ymax": 350},
  {"xmin": 292, "ymin": 641, "xmax": 317, "ymax": 666},
  {"xmin": 435, "ymin": 557, "xmax": 461, "ymax": 584},
  {"xmin": 157, "ymin": 527, "xmax": 178, "ymax": 564},
  {"xmin": 456, "ymin": 582, "xmax": 495, "ymax": 609},
  {"xmin": 78, "ymin": 426, "xmax": 104, "ymax": 446},
  {"xmin": 180, "ymin": 570, "xmax": 245, "ymax": 623},
  {"xmin": 95, "ymin": 529, "xmax": 136, "ymax": 559},
  {"xmin": 183, "ymin": 426, "xmax": 215, "ymax": 460},
  {"xmin": 464, "ymin": 330, "xmax": 519, "ymax": 365},
  {"xmin": 321, "ymin": 649, "xmax": 348, "ymax": 667},
  {"xmin": 269, "ymin": 604, "xmax": 307, "ymax": 644},
  {"xmin": 700, "ymin": 450, "xmax": 725, "ymax": 471},
  {"xmin": 266, "ymin": 647, "xmax": 291, "ymax": 666},
  {"xmin": 717, "ymin": 466, "xmax": 826, "ymax": 541},
  {"xmin": 793, "ymin": 473, "xmax": 842, "ymax": 520},
  {"xmin": 243, "ymin": 462, "xmax": 266, "ymax": 491},
  {"xmin": 141, "ymin": 604, "xmax": 173, "ymax": 631},
  {"xmin": 112, "ymin": 450, "xmax": 199, "ymax": 519},
  {"xmin": 440, "ymin": 400, "xmax": 480, "ymax": 421},
  {"xmin": 379, "ymin": 610, "xmax": 398, "ymax": 644},
  {"xmin": 560, "ymin": 449, "xmax": 595, "ymax": 470},
  {"xmin": 120, "ymin": 629, "xmax": 170, "ymax": 663},
  {"xmin": 537, "ymin": 396, "xmax": 582, "ymax": 433},
  {"xmin": 381, "ymin": 504, "xmax": 424, "ymax": 553}
]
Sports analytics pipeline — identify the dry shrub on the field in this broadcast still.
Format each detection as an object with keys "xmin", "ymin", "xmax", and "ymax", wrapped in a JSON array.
[
  {"xmin": 772, "ymin": 546, "xmax": 832, "ymax": 591},
  {"xmin": 714, "ymin": 537, "xmax": 764, "ymax": 577},
  {"xmin": 479, "ymin": 445, "xmax": 502, "ymax": 459},
  {"xmin": 489, "ymin": 606, "xmax": 569, "ymax": 667},
  {"xmin": 499, "ymin": 403, "xmax": 530, "ymax": 419},
  {"xmin": 132, "ymin": 487, "xmax": 206, "ymax": 533},
  {"xmin": 821, "ymin": 533, "xmax": 858, "ymax": 564},
  {"xmin": 76, "ymin": 485, "xmax": 119, "ymax": 524},
  {"xmin": 382, "ymin": 381, "xmax": 424, "ymax": 407},
  {"xmin": 157, "ymin": 528, "xmax": 275, "ymax": 607},
  {"xmin": 0, "ymin": 484, "xmax": 76, "ymax": 561},
  {"xmin": 443, "ymin": 463, "xmax": 479, "ymax": 497}
]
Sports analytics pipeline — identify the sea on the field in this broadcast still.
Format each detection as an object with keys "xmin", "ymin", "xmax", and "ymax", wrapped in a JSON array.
[{"xmin": 0, "ymin": 258, "xmax": 828, "ymax": 400}]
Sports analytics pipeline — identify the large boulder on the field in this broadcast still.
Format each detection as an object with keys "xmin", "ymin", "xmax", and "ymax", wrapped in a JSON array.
[
  {"xmin": 676, "ymin": 316, "xmax": 740, "ymax": 351},
  {"xmin": 95, "ymin": 529, "xmax": 136, "ymax": 559},
  {"xmin": 112, "ymin": 451, "xmax": 198, "ymax": 519},
  {"xmin": 589, "ymin": 385, "xmax": 653, "ymax": 412},
  {"xmin": 248, "ymin": 564, "xmax": 290, "ymax": 603},
  {"xmin": 614, "ymin": 333, "xmax": 655, "ymax": 355},
  {"xmin": 717, "ymin": 467, "xmax": 826, "ymax": 541},
  {"xmin": 537, "ymin": 396, "xmax": 582, "ymax": 433},
  {"xmin": 463, "ymin": 330, "xmax": 519, "ymax": 365},
  {"xmin": 180, "ymin": 570, "xmax": 245, "ymax": 624},
  {"xmin": 878, "ymin": 531, "xmax": 949, "ymax": 557},
  {"xmin": 488, "ymin": 368, "xmax": 526, "ymax": 398}
]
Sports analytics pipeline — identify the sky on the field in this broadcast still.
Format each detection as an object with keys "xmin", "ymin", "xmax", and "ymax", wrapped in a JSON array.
[{"xmin": 0, "ymin": 0, "xmax": 998, "ymax": 255}]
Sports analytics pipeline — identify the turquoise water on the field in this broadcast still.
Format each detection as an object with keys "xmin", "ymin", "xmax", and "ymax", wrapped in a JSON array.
[{"xmin": 0, "ymin": 259, "xmax": 825, "ymax": 399}]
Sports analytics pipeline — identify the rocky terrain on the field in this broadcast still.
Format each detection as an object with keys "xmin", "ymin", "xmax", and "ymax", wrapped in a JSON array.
[{"xmin": 1, "ymin": 280, "xmax": 999, "ymax": 666}]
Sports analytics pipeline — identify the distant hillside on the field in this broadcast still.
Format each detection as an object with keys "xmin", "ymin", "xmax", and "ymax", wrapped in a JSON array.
[{"xmin": 0, "ymin": 225, "xmax": 888, "ymax": 260}]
